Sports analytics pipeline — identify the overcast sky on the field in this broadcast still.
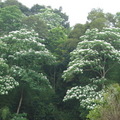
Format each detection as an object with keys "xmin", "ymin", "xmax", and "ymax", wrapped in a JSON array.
[{"xmin": 18, "ymin": 0, "xmax": 120, "ymax": 26}]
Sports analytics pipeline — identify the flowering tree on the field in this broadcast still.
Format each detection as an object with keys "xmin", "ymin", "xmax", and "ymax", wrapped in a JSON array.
[
  {"xmin": 80, "ymin": 27, "xmax": 120, "ymax": 49},
  {"xmin": 0, "ymin": 29, "xmax": 55, "ymax": 92},
  {"xmin": 63, "ymin": 40, "xmax": 120, "ymax": 80},
  {"xmin": 63, "ymin": 28, "xmax": 120, "ymax": 111},
  {"xmin": 0, "ymin": 29, "xmax": 55, "ymax": 113}
]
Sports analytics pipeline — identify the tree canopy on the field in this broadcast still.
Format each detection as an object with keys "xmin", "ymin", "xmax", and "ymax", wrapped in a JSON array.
[{"xmin": 0, "ymin": 1, "xmax": 120, "ymax": 120}]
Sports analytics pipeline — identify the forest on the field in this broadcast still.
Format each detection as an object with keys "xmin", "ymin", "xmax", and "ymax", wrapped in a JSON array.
[{"xmin": 0, "ymin": 0, "xmax": 120, "ymax": 120}]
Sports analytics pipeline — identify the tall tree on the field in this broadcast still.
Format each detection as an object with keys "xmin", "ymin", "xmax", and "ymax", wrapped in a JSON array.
[
  {"xmin": 54, "ymin": 7, "xmax": 70, "ymax": 28},
  {"xmin": 0, "ymin": 5, "xmax": 24, "ymax": 34},
  {"xmin": 87, "ymin": 8, "xmax": 108, "ymax": 30},
  {"xmin": 63, "ymin": 28, "xmax": 120, "ymax": 119},
  {"xmin": 0, "ymin": 29, "xmax": 56, "ymax": 116},
  {"xmin": 22, "ymin": 15, "xmax": 48, "ymax": 39},
  {"xmin": 2, "ymin": 0, "xmax": 30, "ymax": 15}
]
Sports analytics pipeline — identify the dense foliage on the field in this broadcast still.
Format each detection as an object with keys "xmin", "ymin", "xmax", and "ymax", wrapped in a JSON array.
[
  {"xmin": 87, "ymin": 84, "xmax": 120, "ymax": 120},
  {"xmin": 0, "ymin": 0, "xmax": 120, "ymax": 120}
]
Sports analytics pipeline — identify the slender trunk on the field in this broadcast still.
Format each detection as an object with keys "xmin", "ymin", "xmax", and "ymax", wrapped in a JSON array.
[{"xmin": 16, "ymin": 89, "xmax": 23, "ymax": 114}]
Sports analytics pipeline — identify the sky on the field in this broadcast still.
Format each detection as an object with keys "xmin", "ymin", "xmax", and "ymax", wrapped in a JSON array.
[{"xmin": 18, "ymin": 0, "xmax": 120, "ymax": 26}]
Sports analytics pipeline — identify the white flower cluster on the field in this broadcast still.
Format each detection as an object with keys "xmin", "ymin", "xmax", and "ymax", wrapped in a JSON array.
[
  {"xmin": 80, "ymin": 28, "xmax": 120, "ymax": 50},
  {"xmin": 63, "ymin": 84, "xmax": 104, "ymax": 109},
  {"xmin": 13, "ymin": 48, "xmax": 55, "ymax": 65},
  {"xmin": 10, "ymin": 65, "xmax": 26, "ymax": 77},
  {"xmin": 80, "ymin": 29, "xmax": 98, "ymax": 41},
  {"xmin": 0, "ymin": 29, "xmax": 43, "ymax": 43},
  {"xmin": 89, "ymin": 77, "xmax": 107, "ymax": 84},
  {"xmin": 0, "ymin": 75, "xmax": 19, "ymax": 95},
  {"xmin": 1, "ymin": 29, "xmax": 56, "ymax": 66}
]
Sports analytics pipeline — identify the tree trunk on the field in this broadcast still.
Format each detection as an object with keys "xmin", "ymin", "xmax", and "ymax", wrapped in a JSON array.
[{"xmin": 16, "ymin": 89, "xmax": 23, "ymax": 114}]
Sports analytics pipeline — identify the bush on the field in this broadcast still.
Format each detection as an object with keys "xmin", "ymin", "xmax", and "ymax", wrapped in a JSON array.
[
  {"xmin": 87, "ymin": 83, "xmax": 120, "ymax": 120},
  {"xmin": 0, "ymin": 106, "xmax": 11, "ymax": 120},
  {"xmin": 11, "ymin": 113, "xmax": 28, "ymax": 120}
]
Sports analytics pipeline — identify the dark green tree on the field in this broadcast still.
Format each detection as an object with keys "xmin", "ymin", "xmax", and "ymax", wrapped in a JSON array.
[
  {"xmin": 87, "ymin": 8, "xmax": 108, "ymax": 30},
  {"xmin": 54, "ymin": 7, "xmax": 70, "ymax": 28},
  {"xmin": 68, "ymin": 24, "xmax": 87, "ymax": 39},
  {"xmin": 0, "ymin": 5, "xmax": 24, "ymax": 34},
  {"xmin": 1, "ymin": 0, "xmax": 30, "ymax": 15},
  {"xmin": 30, "ymin": 4, "xmax": 45, "ymax": 14},
  {"xmin": 22, "ymin": 15, "xmax": 48, "ymax": 39}
]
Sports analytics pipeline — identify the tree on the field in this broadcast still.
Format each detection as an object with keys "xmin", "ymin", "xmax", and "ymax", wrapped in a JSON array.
[
  {"xmin": 30, "ymin": 5, "xmax": 69, "ymax": 28},
  {"xmin": 80, "ymin": 28, "xmax": 120, "ymax": 50},
  {"xmin": 46, "ymin": 27, "xmax": 67, "ymax": 56},
  {"xmin": 62, "ymin": 28, "xmax": 120, "ymax": 119},
  {"xmin": 1, "ymin": 0, "xmax": 30, "ymax": 15},
  {"xmin": 0, "ymin": 29, "xmax": 56, "ymax": 115},
  {"xmin": 63, "ymin": 40, "xmax": 120, "ymax": 80},
  {"xmin": 63, "ymin": 39, "xmax": 120, "ymax": 105},
  {"xmin": 86, "ymin": 8, "xmax": 120, "ymax": 29},
  {"xmin": 37, "ymin": 8, "xmax": 65, "ymax": 29},
  {"xmin": 87, "ymin": 8, "xmax": 108, "ymax": 30},
  {"xmin": 22, "ymin": 15, "xmax": 48, "ymax": 39},
  {"xmin": 68, "ymin": 24, "xmax": 87, "ymax": 39},
  {"xmin": 87, "ymin": 8, "xmax": 105, "ymax": 21},
  {"xmin": 30, "ymin": 4, "xmax": 45, "ymax": 14},
  {"xmin": 105, "ymin": 12, "xmax": 116, "ymax": 27},
  {"xmin": 53, "ymin": 7, "xmax": 70, "ymax": 28},
  {"xmin": 0, "ymin": 5, "xmax": 24, "ymax": 34}
]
